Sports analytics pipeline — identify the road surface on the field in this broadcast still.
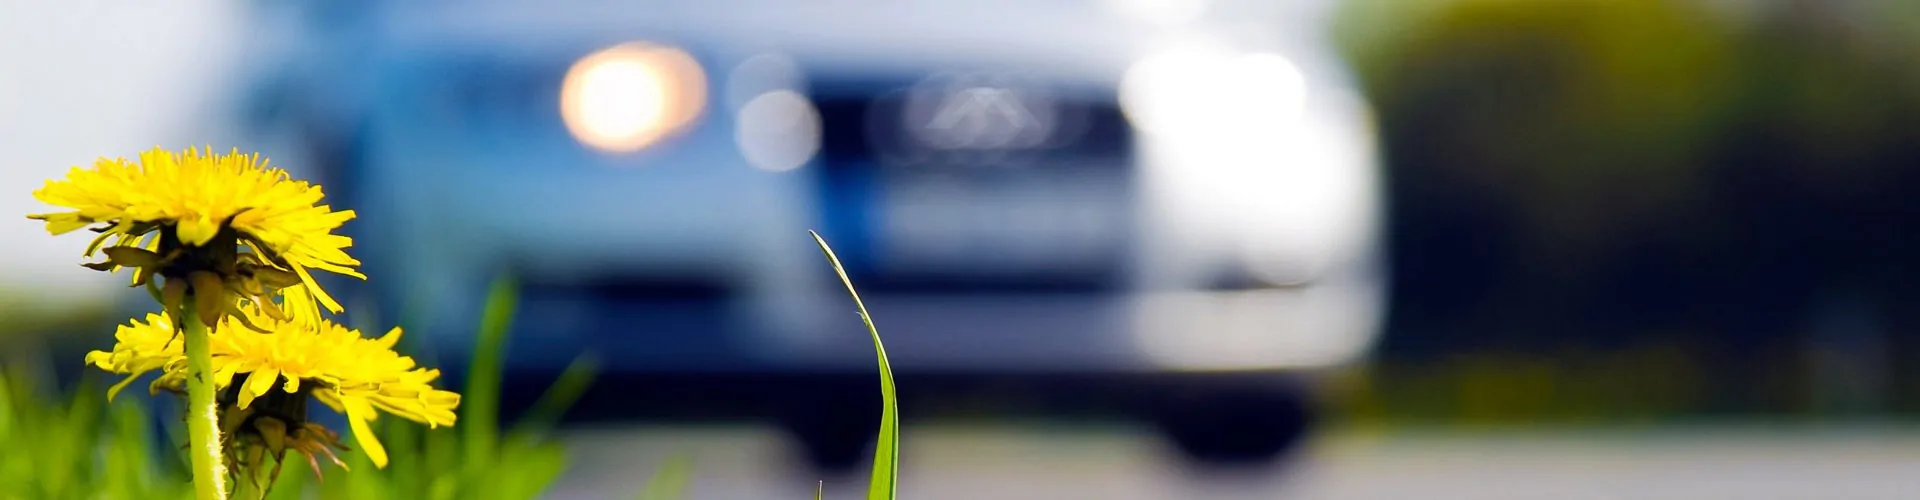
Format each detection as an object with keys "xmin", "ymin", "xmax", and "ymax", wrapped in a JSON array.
[{"xmin": 552, "ymin": 423, "xmax": 1920, "ymax": 499}]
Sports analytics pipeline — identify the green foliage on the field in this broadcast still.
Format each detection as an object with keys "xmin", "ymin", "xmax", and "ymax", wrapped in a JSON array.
[
  {"xmin": 0, "ymin": 364, "xmax": 191, "ymax": 500},
  {"xmin": 6, "ymin": 233, "xmax": 905, "ymax": 499},
  {"xmin": 1340, "ymin": 0, "xmax": 1740, "ymax": 248},
  {"xmin": 0, "ymin": 276, "xmax": 589, "ymax": 500}
]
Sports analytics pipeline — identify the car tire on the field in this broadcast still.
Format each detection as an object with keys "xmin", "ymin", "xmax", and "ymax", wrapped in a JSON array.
[{"xmin": 1152, "ymin": 385, "xmax": 1316, "ymax": 467}]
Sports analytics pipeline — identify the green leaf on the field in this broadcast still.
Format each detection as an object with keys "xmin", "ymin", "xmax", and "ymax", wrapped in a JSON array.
[
  {"xmin": 808, "ymin": 230, "xmax": 898, "ymax": 500},
  {"xmin": 464, "ymin": 274, "xmax": 518, "ymax": 475}
]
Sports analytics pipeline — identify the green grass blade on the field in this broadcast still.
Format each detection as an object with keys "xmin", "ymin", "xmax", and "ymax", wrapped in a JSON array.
[
  {"xmin": 808, "ymin": 230, "xmax": 898, "ymax": 500},
  {"xmin": 465, "ymin": 275, "xmax": 518, "ymax": 477}
]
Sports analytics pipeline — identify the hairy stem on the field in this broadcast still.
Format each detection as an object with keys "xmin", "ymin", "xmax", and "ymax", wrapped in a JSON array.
[{"xmin": 182, "ymin": 301, "xmax": 229, "ymax": 500}]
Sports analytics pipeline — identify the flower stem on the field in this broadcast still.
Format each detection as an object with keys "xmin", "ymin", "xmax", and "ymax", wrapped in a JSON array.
[{"xmin": 182, "ymin": 301, "xmax": 229, "ymax": 500}]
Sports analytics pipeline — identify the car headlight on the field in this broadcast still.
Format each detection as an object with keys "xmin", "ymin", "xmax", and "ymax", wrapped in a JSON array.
[
  {"xmin": 560, "ymin": 42, "xmax": 707, "ymax": 154},
  {"xmin": 1124, "ymin": 45, "xmax": 1377, "ymax": 287},
  {"xmin": 1120, "ymin": 45, "xmax": 1307, "ymax": 141}
]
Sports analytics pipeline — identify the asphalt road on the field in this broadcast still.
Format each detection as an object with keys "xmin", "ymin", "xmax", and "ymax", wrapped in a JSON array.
[{"xmin": 550, "ymin": 423, "xmax": 1920, "ymax": 500}]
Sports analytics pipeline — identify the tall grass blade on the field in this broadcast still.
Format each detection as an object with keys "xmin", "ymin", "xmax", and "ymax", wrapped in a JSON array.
[
  {"xmin": 465, "ymin": 275, "xmax": 518, "ymax": 474},
  {"xmin": 808, "ymin": 230, "xmax": 898, "ymax": 500}
]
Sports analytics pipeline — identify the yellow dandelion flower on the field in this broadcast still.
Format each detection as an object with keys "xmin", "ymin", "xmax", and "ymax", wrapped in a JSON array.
[
  {"xmin": 87, "ymin": 300, "xmax": 459, "ymax": 470},
  {"xmin": 28, "ymin": 146, "xmax": 362, "ymax": 325},
  {"xmin": 84, "ymin": 312, "xmax": 184, "ymax": 401}
]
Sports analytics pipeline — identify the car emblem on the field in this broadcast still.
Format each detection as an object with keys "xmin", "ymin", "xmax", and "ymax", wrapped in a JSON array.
[{"xmin": 904, "ymin": 75, "xmax": 1057, "ymax": 152}]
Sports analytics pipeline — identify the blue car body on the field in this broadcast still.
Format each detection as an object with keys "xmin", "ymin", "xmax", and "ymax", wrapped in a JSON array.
[{"xmin": 232, "ymin": 0, "xmax": 1386, "ymax": 382}]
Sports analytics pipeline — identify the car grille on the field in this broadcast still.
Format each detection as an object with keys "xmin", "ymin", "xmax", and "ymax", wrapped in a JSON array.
[{"xmin": 806, "ymin": 74, "xmax": 1138, "ymax": 293}]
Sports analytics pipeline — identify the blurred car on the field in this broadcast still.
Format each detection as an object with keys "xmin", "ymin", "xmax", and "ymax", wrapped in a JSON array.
[{"xmin": 234, "ymin": 0, "xmax": 1385, "ymax": 470}]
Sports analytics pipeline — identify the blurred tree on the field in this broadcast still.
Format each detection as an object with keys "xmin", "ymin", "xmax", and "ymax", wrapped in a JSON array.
[
  {"xmin": 1334, "ymin": 0, "xmax": 1920, "ymax": 416},
  {"xmin": 1336, "ymin": 0, "xmax": 1740, "ymax": 349},
  {"xmin": 1707, "ymin": 0, "xmax": 1920, "ymax": 413}
]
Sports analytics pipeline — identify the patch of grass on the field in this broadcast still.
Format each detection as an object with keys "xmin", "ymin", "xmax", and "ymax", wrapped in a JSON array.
[
  {"xmin": 6, "ymin": 232, "xmax": 903, "ymax": 499},
  {"xmin": 0, "ymin": 362, "xmax": 191, "ymax": 500}
]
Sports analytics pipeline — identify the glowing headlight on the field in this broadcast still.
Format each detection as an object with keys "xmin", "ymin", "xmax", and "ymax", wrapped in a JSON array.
[
  {"xmin": 1119, "ymin": 46, "xmax": 1307, "ymax": 141},
  {"xmin": 1126, "ymin": 46, "xmax": 1376, "ymax": 286},
  {"xmin": 560, "ymin": 42, "xmax": 707, "ymax": 154}
]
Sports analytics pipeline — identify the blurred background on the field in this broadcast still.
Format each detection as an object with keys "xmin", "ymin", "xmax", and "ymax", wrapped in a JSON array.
[{"xmin": 5, "ymin": 0, "xmax": 1920, "ymax": 498}]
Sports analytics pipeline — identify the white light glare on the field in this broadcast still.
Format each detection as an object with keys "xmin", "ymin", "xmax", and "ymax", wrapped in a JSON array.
[
  {"xmin": 560, "ymin": 42, "xmax": 707, "ymax": 154},
  {"xmin": 1120, "ymin": 47, "xmax": 1307, "ymax": 140}
]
